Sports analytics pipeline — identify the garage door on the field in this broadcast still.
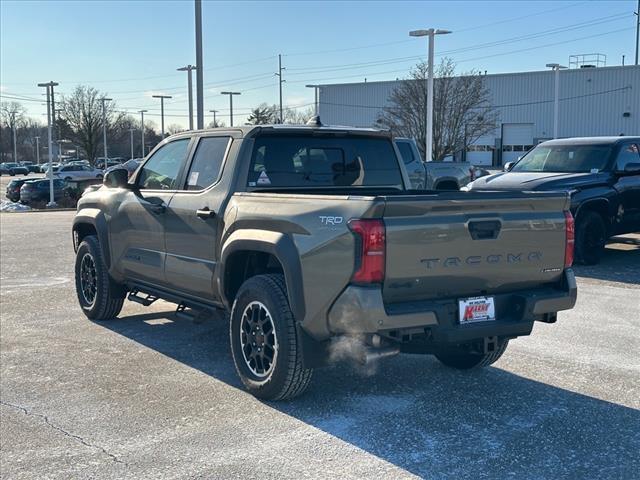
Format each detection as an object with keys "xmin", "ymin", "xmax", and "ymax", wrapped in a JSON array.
[
  {"xmin": 502, "ymin": 123, "xmax": 534, "ymax": 164},
  {"xmin": 467, "ymin": 134, "xmax": 495, "ymax": 166}
]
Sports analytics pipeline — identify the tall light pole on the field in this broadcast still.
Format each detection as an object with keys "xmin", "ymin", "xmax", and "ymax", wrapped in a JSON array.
[
  {"xmin": 100, "ymin": 97, "xmax": 113, "ymax": 161},
  {"xmin": 12, "ymin": 122, "xmax": 17, "ymax": 163},
  {"xmin": 546, "ymin": 63, "xmax": 567, "ymax": 139},
  {"xmin": 35, "ymin": 136, "xmax": 40, "ymax": 165},
  {"xmin": 195, "ymin": 0, "xmax": 204, "ymax": 129},
  {"xmin": 177, "ymin": 65, "xmax": 196, "ymax": 130},
  {"xmin": 128, "ymin": 128, "xmax": 135, "ymax": 159},
  {"xmin": 152, "ymin": 95, "xmax": 172, "ymax": 138},
  {"xmin": 139, "ymin": 110, "xmax": 147, "ymax": 157},
  {"xmin": 276, "ymin": 54, "xmax": 285, "ymax": 123},
  {"xmin": 409, "ymin": 28, "xmax": 451, "ymax": 162},
  {"xmin": 221, "ymin": 92, "xmax": 241, "ymax": 126},
  {"xmin": 209, "ymin": 109, "xmax": 219, "ymax": 127},
  {"xmin": 305, "ymin": 84, "xmax": 320, "ymax": 116},
  {"xmin": 635, "ymin": 0, "xmax": 639, "ymax": 65},
  {"xmin": 38, "ymin": 81, "xmax": 58, "ymax": 207}
]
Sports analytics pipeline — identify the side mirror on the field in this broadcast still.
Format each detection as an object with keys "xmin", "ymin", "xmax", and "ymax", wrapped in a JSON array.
[
  {"xmin": 504, "ymin": 162, "xmax": 515, "ymax": 172},
  {"xmin": 622, "ymin": 162, "xmax": 640, "ymax": 175},
  {"xmin": 103, "ymin": 168, "xmax": 131, "ymax": 188}
]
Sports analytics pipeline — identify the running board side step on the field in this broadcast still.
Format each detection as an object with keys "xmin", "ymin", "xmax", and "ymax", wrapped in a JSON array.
[
  {"xmin": 176, "ymin": 303, "xmax": 210, "ymax": 324},
  {"xmin": 127, "ymin": 289, "xmax": 158, "ymax": 306}
]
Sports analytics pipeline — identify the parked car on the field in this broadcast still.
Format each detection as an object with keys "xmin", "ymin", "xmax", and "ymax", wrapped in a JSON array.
[
  {"xmin": 6, "ymin": 178, "xmax": 38, "ymax": 202},
  {"xmin": 466, "ymin": 136, "xmax": 640, "ymax": 264},
  {"xmin": 19, "ymin": 161, "xmax": 39, "ymax": 173},
  {"xmin": 0, "ymin": 162, "xmax": 29, "ymax": 176},
  {"xmin": 19, "ymin": 179, "xmax": 66, "ymax": 205},
  {"xmin": 106, "ymin": 158, "xmax": 141, "ymax": 178},
  {"xmin": 63, "ymin": 178, "xmax": 104, "ymax": 201},
  {"xmin": 39, "ymin": 162, "xmax": 60, "ymax": 173},
  {"xmin": 72, "ymin": 122, "xmax": 576, "ymax": 400},
  {"xmin": 96, "ymin": 158, "xmax": 123, "ymax": 170},
  {"xmin": 51, "ymin": 164, "xmax": 103, "ymax": 181},
  {"xmin": 394, "ymin": 138, "xmax": 486, "ymax": 190}
]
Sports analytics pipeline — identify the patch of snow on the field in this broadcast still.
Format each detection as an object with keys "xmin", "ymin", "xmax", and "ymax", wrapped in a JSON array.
[{"xmin": 0, "ymin": 200, "xmax": 31, "ymax": 212}]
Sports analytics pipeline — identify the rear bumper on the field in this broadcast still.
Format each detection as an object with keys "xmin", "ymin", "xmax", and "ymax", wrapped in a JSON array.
[{"xmin": 326, "ymin": 269, "xmax": 577, "ymax": 344}]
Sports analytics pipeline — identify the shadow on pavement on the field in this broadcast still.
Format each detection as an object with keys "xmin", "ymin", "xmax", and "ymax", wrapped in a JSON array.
[
  {"xmin": 102, "ymin": 310, "xmax": 640, "ymax": 479},
  {"xmin": 572, "ymin": 235, "xmax": 640, "ymax": 285}
]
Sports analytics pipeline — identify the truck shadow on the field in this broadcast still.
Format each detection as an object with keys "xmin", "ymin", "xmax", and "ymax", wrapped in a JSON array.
[
  {"xmin": 102, "ymin": 311, "xmax": 640, "ymax": 479},
  {"xmin": 572, "ymin": 235, "xmax": 640, "ymax": 285}
]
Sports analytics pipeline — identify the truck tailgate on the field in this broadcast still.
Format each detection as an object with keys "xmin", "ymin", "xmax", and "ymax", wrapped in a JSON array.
[{"xmin": 381, "ymin": 191, "xmax": 570, "ymax": 303}]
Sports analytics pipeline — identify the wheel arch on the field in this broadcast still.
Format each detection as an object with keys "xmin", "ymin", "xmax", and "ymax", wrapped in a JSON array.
[
  {"xmin": 219, "ymin": 230, "xmax": 305, "ymax": 322},
  {"xmin": 574, "ymin": 198, "xmax": 612, "ymax": 233},
  {"xmin": 72, "ymin": 209, "xmax": 111, "ymax": 268}
]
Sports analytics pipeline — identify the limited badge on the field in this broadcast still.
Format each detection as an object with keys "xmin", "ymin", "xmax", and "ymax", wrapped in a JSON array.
[{"xmin": 257, "ymin": 170, "xmax": 271, "ymax": 185}]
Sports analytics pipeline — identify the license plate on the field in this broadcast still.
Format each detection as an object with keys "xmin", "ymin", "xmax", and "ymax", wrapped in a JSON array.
[{"xmin": 458, "ymin": 296, "xmax": 496, "ymax": 324}]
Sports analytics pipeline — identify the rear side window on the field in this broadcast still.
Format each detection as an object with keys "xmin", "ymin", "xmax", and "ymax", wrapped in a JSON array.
[
  {"xmin": 396, "ymin": 141, "xmax": 415, "ymax": 165},
  {"xmin": 184, "ymin": 137, "xmax": 230, "ymax": 190},
  {"xmin": 248, "ymin": 135, "xmax": 403, "ymax": 188},
  {"xmin": 615, "ymin": 144, "xmax": 640, "ymax": 171}
]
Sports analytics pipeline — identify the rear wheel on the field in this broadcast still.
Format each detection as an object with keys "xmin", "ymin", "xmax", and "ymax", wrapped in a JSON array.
[
  {"xmin": 230, "ymin": 274, "xmax": 312, "ymax": 400},
  {"xmin": 75, "ymin": 235, "xmax": 125, "ymax": 320},
  {"xmin": 435, "ymin": 340, "xmax": 509, "ymax": 370},
  {"xmin": 575, "ymin": 211, "xmax": 607, "ymax": 265}
]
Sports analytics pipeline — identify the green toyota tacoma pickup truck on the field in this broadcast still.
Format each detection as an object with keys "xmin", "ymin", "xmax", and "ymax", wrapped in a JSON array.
[{"xmin": 72, "ymin": 120, "xmax": 577, "ymax": 400}]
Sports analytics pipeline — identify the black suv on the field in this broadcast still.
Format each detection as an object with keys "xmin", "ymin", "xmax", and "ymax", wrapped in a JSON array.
[{"xmin": 467, "ymin": 137, "xmax": 640, "ymax": 264}]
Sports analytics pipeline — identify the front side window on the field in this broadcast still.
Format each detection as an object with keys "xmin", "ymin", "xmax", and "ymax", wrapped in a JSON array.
[
  {"xmin": 184, "ymin": 137, "xmax": 230, "ymax": 190},
  {"xmin": 512, "ymin": 144, "xmax": 612, "ymax": 173},
  {"xmin": 247, "ymin": 135, "xmax": 403, "ymax": 188},
  {"xmin": 137, "ymin": 139, "xmax": 190, "ymax": 190},
  {"xmin": 615, "ymin": 144, "xmax": 640, "ymax": 171}
]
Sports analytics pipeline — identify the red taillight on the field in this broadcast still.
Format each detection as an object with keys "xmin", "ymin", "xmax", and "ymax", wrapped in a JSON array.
[
  {"xmin": 564, "ymin": 211, "xmax": 575, "ymax": 268},
  {"xmin": 348, "ymin": 219, "xmax": 386, "ymax": 284}
]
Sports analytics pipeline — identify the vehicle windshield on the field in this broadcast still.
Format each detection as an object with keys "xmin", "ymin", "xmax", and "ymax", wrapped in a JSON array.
[
  {"xmin": 511, "ymin": 144, "xmax": 612, "ymax": 173},
  {"xmin": 248, "ymin": 134, "xmax": 403, "ymax": 189}
]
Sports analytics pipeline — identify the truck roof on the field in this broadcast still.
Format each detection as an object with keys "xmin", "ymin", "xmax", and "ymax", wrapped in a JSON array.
[
  {"xmin": 179, "ymin": 123, "xmax": 391, "ymax": 138},
  {"xmin": 541, "ymin": 136, "xmax": 640, "ymax": 146}
]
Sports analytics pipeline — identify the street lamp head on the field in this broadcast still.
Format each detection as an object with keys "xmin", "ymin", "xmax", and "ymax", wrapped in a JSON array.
[
  {"xmin": 546, "ymin": 63, "xmax": 567, "ymax": 69},
  {"xmin": 139, "ymin": 109, "xmax": 148, "ymax": 113},
  {"xmin": 221, "ymin": 91, "xmax": 241, "ymax": 95},
  {"xmin": 435, "ymin": 29, "xmax": 452, "ymax": 35},
  {"xmin": 152, "ymin": 95, "xmax": 172, "ymax": 99},
  {"xmin": 409, "ymin": 29, "xmax": 431, "ymax": 37}
]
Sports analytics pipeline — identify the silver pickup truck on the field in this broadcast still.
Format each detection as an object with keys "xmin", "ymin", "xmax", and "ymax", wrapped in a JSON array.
[{"xmin": 396, "ymin": 137, "xmax": 487, "ymax": 190}]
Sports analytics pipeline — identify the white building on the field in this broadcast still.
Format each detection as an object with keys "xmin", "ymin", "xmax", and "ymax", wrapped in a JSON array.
[{"xmin": 317, "ymin": 65, "xmax": 640, "ymax": 165}]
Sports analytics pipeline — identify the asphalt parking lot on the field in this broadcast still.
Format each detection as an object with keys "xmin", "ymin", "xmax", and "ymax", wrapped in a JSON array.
[{"xmin": 1, "ymin": 211, "xmax": 639, "ymax": 479}]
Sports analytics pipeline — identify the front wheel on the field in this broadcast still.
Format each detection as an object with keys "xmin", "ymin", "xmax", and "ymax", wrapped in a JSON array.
[
  {"xmin": 575, "ymin": 211, "xmax": 607, "ymax": 265},
  {"xmin": 74, "ymin": 235, "xmax": 125, "ymax": 320},
  {"xmin": 230, "ymin": 274, "xmax": 312, "ymax": 400},
  {"xmin": 435, "ymin": 340, "xmax": 509, "ymax": 370}
]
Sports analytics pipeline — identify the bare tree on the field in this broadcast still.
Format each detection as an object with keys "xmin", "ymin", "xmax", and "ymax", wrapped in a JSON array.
[
  {"xmin": 60, "ymin": 86, "xmax": 124, "ymax": 164},
  {"xmin": 377, "ymin": 59, "xmax": 498, "ymax": 161},
  {"xmin": 1, "ymin": 101, "xmax": 26, "ymax": 161},
  {"xmin": 285, "ymin": 106, "xmax": 315, "ymax": 125},
  {"xmin": 247, "ymin": 104, "xmax": 276, "ymax": 125}
]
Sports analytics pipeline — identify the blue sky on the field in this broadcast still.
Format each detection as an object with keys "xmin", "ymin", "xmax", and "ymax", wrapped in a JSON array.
[{"xmin": 1, "ymin": 0, "xmax": 638, "ymax": 127}]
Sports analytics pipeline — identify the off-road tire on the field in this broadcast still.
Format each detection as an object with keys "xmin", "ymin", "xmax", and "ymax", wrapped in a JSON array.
[
  {"xmin": 435, "ymin": 340, "xmax": 509, "ymax": 370},
  {"xmin": 230, "ymin": 274, "xmax": 312, "ymax": 400},
  {"xmin": 574, "ymin": 210, "xmax": 607, "ymax": 265},
  {"xmin": 75, "ymin": 235, "xmax": 124, "ymax": 320}
]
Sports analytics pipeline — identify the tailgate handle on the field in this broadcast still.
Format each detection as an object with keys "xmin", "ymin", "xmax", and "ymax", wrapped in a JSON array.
[{"xmin": 468, "ymin": 220, "xmax": 501, "ymax": 240}]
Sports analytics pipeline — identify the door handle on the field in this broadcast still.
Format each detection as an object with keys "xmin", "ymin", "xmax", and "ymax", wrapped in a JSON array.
[{"xmin": 196, "ymin": 207, "xmax": 216, "ymax": 219}]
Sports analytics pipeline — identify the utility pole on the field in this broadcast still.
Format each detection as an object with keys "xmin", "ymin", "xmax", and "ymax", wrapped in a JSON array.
[
  {"xmin": 35, "ymin": 136, "xmax": 40, "ymax": 165},
  {"xmin": 100, "ymin": 97, "xmax": 112, "ymax": 161},
  {"xmin": 177, "ymin": 65, "xmax": 196, "ymax": 130},
  {"xmin": 546, "ymin": 63, "xmax": 567, "ymax": 139},
  {"xmin": 139, "ymin": 110, "xmax": 147, "ymax": 157},
  {"xmin": 635, "ymin": 0, "xmax": 639, "ymax": 65},
  {"xmin": 209, "ymin": 109, "xmax": 218, "ymax": 127},
  {"xmin": 220, "ymin": 92, "xmax": 241, "ymax": 126},
  {"xmin": 152, "ymin": 95, "xmax": 172, "ymax": 138},
  {"xmin": 195, "ymin": 0, "xmax": 204, "ymax": 129},
  {"xmin": 129, "ymin": 128, "xmax": 135, "ymax": 159},
  {"xmin": 276, "ymin": 54, "xmax": 285, "ymax": 123},
  {"xmin": 37, "ymin": 81, "xmax": 59, "ymax": 206},
  {"xmin": 410, "ymin": 28, "xmax": 451, "ymax": 161},
  {"xmin": 306, "ymin": 84, "xmax": 319, "ymax": 116},
  {"xmin": 12, "ymin": 122, "xmax": 17, "ymax": 163}
]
